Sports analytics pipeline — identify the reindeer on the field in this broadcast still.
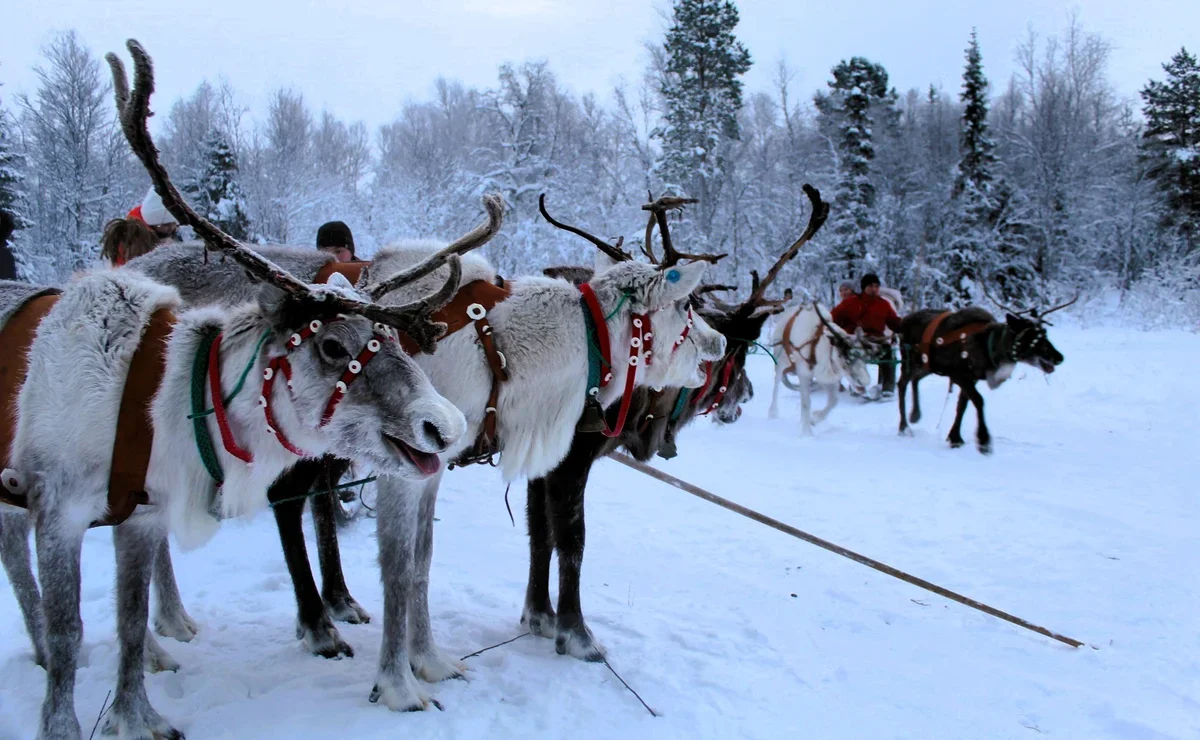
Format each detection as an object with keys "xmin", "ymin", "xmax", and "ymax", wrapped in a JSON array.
[
  {"xmin": 519, "ymin": 185, "xmax": 827, "ymax": 660},
  {"xmin": 896, "ymin": 293, "xmax": 1074, "ymax": 453},
  {"xmin": 767, "ymin": 302, "xmax": 889, "ymax": 435},
  {"xmin": 0, "ymin": 41, "xmax": 475, "ymax": 740},
  {"xmin": 174, "ymin": 191, "xmax": 727, "ymax": 712}
]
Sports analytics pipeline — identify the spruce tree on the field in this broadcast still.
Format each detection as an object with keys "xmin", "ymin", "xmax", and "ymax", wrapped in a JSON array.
[
  {"xmin": 815, "ymin": 57, "xmax": 896, "ymax": 280},
  {"xmin": 0, "ymin": 104, "xmax": 30, "ymax": 280},
  {"xmin": 1141, "ymin": 47, "xmax": 1200, "ymax": 248},
  {"xmin": 199, "ymin": 129, "xmax": 251, "ymax": 240},
  {"xmin": 655, "ymin": 0, "xmax": 752, "ymax": 234}
]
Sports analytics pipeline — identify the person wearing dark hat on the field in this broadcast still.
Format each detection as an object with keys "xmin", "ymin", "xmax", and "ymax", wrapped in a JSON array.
[
  {"xmin": 317, "ymin": 220, "xmax": 355, "ymax": 263},
  {"xmin": 831, "ymin": 272, "xmax": 902, "ymax": 396}
]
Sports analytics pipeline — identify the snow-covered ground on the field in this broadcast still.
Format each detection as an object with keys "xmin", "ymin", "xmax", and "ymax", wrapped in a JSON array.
[{"xmin": 2, "ymin": 325, "xmax": 1198, "ymax": 739}]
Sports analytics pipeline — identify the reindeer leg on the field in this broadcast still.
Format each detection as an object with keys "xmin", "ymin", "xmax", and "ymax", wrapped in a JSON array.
[
  {"xmin": 311, "ymin": 458, "xmax": 370, "ymax": 625},
  {"xmin": 910, "ymin": 374, "xmax": 923, "ymax": 424},
  {"xmin": 0, "ymin": 511, "xmax": 47, "ymax": 667},
  {"xmin": 152, "ymin": 535, "xmax": 198, "ymax": 642},
  {"xmin": 408, "ymin": 474, "xmax": 466, "ymax": 682},
  {"xmin": 798, "ymin": 374, "xmax": 814, "ymax": 436},
  {"xmin": 521, "ymin": 476, "xmax": 556, "ymax": 638},
  {"xmin": 272, "ymin": 459, "xmax": 353, "ymax": 659},
  {"xmin": 103, "ymin": 516, "xmax": 182, "ymax": 740},
  {"xmin": 370, "ymin": 475, "xmax": 430, "ymax": 711},
  {"xmin": 34, "ymin": 496, "xmax": 86, "ymax": 740},
  {"xmin": 947, "ymin": 383, "xmax": 971, "ymax": 449},
  {"xmin": 897, "ymin": 363, "xmax": 912, "ymax": 436},
  {"xmin": 768, "ymin": 357, "xmax": 787, "ymax": 419},
  {"xmin": 547, "ymin": 448, "xmax": 604, "ymax": 662},
  {"xmin": 965, "ymin": 383, "xmax": 991, "ymax": 454},
  {"xmin": 812, "ymin": 381, "xmax": 838, "ymax": 424}
]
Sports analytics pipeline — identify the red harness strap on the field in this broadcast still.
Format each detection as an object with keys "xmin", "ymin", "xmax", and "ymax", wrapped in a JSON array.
[
  {"xmin": 699, "ymin": 357, "xmax": 737, "ymax": 416},
  {"xmin": 209, "ymin": 333, "xmax": 253, "ymax": 463}
]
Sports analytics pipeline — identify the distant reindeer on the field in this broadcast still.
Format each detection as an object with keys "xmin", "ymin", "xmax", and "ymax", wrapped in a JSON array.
[
  {"xmin": 768, "ymin": 302, "xmax": 888, "ymax": 435},
  {"xmin": 896, "ymin": 292, "xmax": 1075, "ymax": 453},
  {"xmin": 0, "ymin": 41, "xmax": 472, "ymax": 740},
  {"xmin": 519, "ymin": 185, "xmax": 826, "ymax": 661}
]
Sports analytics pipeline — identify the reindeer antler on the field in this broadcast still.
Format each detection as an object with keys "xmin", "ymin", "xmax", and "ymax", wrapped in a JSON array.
[
  {"xmin": 696, "ymin": 284, "xmax": 738, "ymax": 296},
  {"xmin": 740, "ymin": 184, "xmax": 829, "ymax": 311},
  {"xmin": 979, "ymin": 281, "xmax": 1029, "ymax": 317},
  {"xmin": 641, "ymin": 193, "xmax": 725, "ymax": 266},
  {"xmin": 1038, "ymin": 294, "xmax": 1079, "ymax": 317},
  {"xmin": 368, "ymin": 194, "xmax": 505, "ymax": 301},
  {"xmin": 538, "ymin": 193, "xmax": 632, "ymax": 263},
  {"xmin": 106, "ymin": 40, "xmax": 464, "ymax": 353}
]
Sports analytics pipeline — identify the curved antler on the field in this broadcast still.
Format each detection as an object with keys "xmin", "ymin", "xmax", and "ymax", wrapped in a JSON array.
[
  {"xmin": 741, "ymin": 184, "xmax": 829, "ymax": 310},
  {"xmin": 979, "ymin": 281, "xmax": 1030, "ymax": 317},
  {"xmin": 369, "ymin": 194, "xmax": 505, "ymax": 301},
  {"xmin": 106, "ymin": 40, "xmax": 460, "ymax": 353},
  {"xmin": 641, "ymin": 194, "xmax": 724, "ymax": 266},
  {"xmin": 1039, "ymin": 294, "xmax": 1079, "ymax": 317},
  {"xmin": 696, "ymin": 284, "xmax": 738, "ymax": 296},
  {"xmin": 813, "ymin": 300, "xmax": 852, "ymax": 351},
  {"xmin": 538, "ymin": 193, "xmax": 632, "ymax": 263}
]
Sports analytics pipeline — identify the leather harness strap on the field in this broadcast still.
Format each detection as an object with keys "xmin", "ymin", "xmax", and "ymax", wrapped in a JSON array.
[
  {"xmin": 918, "ymin": 311, "xmax": 993, "ymax": 369},
  {"xmin": 0, "ymin": 293, "xmax": 61, "ymax": 511},
  {"xmin": 1, "ymin": 294, "xmax": 169, "ymax": 528},
  {"xmin": 103, "ymin": 308, "xmax": 175, "ymax": 527},
  {"xmin": 780, "ymin": 311, "xmax": 823, "ymax": 371}
]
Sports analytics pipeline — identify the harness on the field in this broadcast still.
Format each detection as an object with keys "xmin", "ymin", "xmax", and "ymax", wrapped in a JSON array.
[
  {"xmin": 917, "ymin": 312, "xmax": 996, "ymax": 369},
  {"xmin": 578, "ymin": 284, "xmax": 695, "ymax": 438},
  {"xmin": 2, "ymin": 292, "xmax": 173, "ymax": 528},
  {"xmin": 778, "ymin": 311, "xmax": 825, "ymax": 372}
]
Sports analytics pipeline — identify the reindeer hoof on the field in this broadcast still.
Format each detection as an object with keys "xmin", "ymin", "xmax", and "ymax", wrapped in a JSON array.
[
  {"xmin": 948, "ymin": 438, "xmax": 965, "ymax": 449},
  {"xmin": 299, "ymin": 618, "xmax": 354, "ymax": 659},
  {"xmin": 521, "ymin": 606, "xmax": 556, "ymax": 638},
  {"xmin": 555, "ymin": 621, "xmax": 606, "ymax": 662},
  {"xmin": 899, "ymin": 427, "xmax": 914, "ymax": 438},
  {"xmin": 978, "ymin": 440, "xmax": 993, "ymax": 455},
  {"xmin": 909, "ymin": 411, "xmax": 922, "ymax": 424},
  {"xmin": 324, "ymin": 595, "xmax": 371, "ymax": 625}
]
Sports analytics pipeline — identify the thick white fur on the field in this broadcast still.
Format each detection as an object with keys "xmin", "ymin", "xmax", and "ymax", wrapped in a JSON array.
[
  {"xmin": 370, "ymin": 241, "xmax": 723, "ymax": 481},
  {"xmin": 767, "ymin": 303, "xmax": 872, "ymax": 435},
  {"xmin": 13, "ymin": 271, "xmax": 182, "ymax": 531}
]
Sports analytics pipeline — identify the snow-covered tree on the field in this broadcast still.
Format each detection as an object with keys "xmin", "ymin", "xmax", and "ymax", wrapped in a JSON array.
[
  {"xmin": 1141, "ymin": 47, "xmax": 1200, "ymax": 248},
  {"xmin": 198, "ymin": 128, "xmax": 251, "ymax": 240},
  {"xmin": 815, "ymin": 57, "xmax": 897, "ymax": 281},
  {"xmin": 654, "ymin": 0, "xmax": 752, "ymax": 238}
]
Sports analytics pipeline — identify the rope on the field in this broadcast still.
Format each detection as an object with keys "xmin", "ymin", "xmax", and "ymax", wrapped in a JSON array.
[
  {"xmin": 669, "ymin": 388, "xmax": 692, "ymax": 422},
  {"xmin": 607, "ymin": 452, "xmax": 1084, "ymax": 649},
  {"xmin": 603, "ymin": 656, "xmax": 658, "ymax": 717},
  {"xmin": 460, "ymin": 632, "xmax": 530, "ymax": 660},
  {"xmin": 188, "ymin": 330, "xmax": 271, "ymax": 419},
  {"xmin": 269, "ymin": 475, "xmax": 379, "ymax": 508},
  {"xmin": 190, "ymin": 327, "xmax": 225, "ymax": 485},
  {"xmin": 731, "ymin": 337, "xmax": 779, "ymax": 365},
  {"xmin": 604, "ymin": 290, "xmax": 632, "ymax": 321}
]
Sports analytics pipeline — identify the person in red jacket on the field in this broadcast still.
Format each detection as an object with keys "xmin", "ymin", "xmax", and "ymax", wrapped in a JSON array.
[{"xmin": 831, "ymin": 273, "xmax": 901, "ymax": 396}]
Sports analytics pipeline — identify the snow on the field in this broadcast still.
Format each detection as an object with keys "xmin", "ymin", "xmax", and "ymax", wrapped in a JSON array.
[{"xmin": 2, "ymin": 324, "xmax": 1199, "ymax": 739}]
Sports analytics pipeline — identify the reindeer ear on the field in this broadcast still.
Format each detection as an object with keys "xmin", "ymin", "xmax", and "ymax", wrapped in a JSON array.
[
  {"xmin": 657, "ymin": 260, "xmax": 707, "ymax": 303},
  {"xmin": 593, "ymin": 249, "xmax": 618, "ymax": 274}
]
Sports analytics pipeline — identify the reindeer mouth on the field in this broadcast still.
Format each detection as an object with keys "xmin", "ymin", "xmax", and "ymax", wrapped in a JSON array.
[
  {"xmin": 383, "ymin": 434, "xmax": 441, "ymax": 476},
  {"xmin": 1036, "ymin": 358, "xmax": 1056, "ymax": 374}
]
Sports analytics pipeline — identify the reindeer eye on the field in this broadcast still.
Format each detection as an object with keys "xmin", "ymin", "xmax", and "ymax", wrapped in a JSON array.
[{"xmin": 320, "ymin": 338, "xmax": 350, "ymax": 362}]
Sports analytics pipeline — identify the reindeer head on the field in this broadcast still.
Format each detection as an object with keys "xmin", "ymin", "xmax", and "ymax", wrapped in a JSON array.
[
  {"xmin": 106, "ymin": 40, "xmax": 509, "ymax": 478},
  {"xmin": 1004, "ymin": 313, "xmax": 1064, "ymax": 374},
  {"xmin": 982, "ymin": 285, "xmax": 1073, "ymax": 375},
  {"xmin": 539, "ymin": 193, "xmax": 726, "ymax": 389}
]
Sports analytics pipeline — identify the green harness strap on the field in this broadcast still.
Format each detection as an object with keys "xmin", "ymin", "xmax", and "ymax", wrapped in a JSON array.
[{"xmin": 190, "ymin": 327, "xmax": 225, "ymax": 486}]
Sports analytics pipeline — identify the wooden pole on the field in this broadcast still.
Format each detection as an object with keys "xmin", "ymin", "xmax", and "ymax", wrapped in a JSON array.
[{"xmin": 607, "ymin": 452, "xmax": 1083, "ymax": 649}]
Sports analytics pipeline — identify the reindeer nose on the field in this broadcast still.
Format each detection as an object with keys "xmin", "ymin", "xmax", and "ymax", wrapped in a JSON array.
[{"xmin": 423, "ymin": 420, "xmax": 448, "ymax": 451}]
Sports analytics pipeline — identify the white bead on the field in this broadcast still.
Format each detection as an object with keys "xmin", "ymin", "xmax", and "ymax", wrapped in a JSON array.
[
  {"xmin": 629, "ymin": 355, "xmax": 639, "ymax": 367},
  {"xmin": 267, "ymin": 426, "xmax": 276, "ymax": 435},
  {"xmin": 631, "ymin": 337, "xmax": 641, "ymax": 348},
  {"xmin": 258, "ymin": 396, "xmax": 267, "ymax": 407},
  {"xmin": 719, "ymin": 386, "xmax": 727, "ymax": 393},
  {"xmin": 645, "ymin": 350, "xmax": 653, "ymax": 360},
  {"xmin": 263, "ymin": 367, "xmax": 274, "ymax": 380},
  {"xmin": 374, "ymin": 322, "xmax": 387, "ymax": 333},
  {"xmin": 633, "ymin": 318, "xmax": 643, "ymax": 328},
  {"xmin": 348, "ymin": 360, "xmax": 362, "ymax": 374},
  {"xmin": 368, "ymin": 339, "xmax": 381, "ymax": 352},
  {"xmin": 467, "ymin": 303, "xmax": 486, "ymax": 320},
  {"xmin": 336, "ymin": 381, "xmax": 347, "ymax": 393},
  {"xmin": 676, "ymin": 336, "xmax": 685, "ymax": 345},
  {"xmin": 644, "ymin": 332, "xmax": 653, "ymax": 341},
  {"xmin": 961, "ymin": 351, "xmax": 969, "ymax": 359},
  {"xmin": 589, "ymin": 387, "xmax": 599, "ymax": 397},
  {"xmin": 289, "ymin": 333, "xmax": 302, "ymax": 346},
  {"xmin": 603, "ymin": 372, "xmax": 613, "ymax": 383},
  {"xmin": 309, "ymin": 320, "xmax": 322, "ymax": 332}
]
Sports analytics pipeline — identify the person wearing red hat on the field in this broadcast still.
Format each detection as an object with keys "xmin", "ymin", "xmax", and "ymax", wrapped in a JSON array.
[{"xmin": 102, "ymin": 187, "xmax": 181, "ymax": 266}]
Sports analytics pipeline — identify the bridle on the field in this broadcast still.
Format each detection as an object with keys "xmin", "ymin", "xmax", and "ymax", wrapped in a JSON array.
[
  {"xmin": 579, "ymin": 283, "xmax": 697, "ymax": 438},
  {"xmin": 203, "ymin": 317, "xmax": 396, "ymax": 465}
]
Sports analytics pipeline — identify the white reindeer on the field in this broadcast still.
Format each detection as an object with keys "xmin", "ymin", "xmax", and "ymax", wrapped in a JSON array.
[
  {"xmin": 768, "ymin": 302, "xmax": 876, "ymax": 435},
  {"xmin": 0, "ymin": 42, "xmax": 478, "ymax": 740}
]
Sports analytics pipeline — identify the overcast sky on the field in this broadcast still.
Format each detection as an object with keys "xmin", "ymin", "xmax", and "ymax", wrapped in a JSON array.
[{"xmin": 2, "ymin": 0, "xmax": 1197, "ymax": 129}]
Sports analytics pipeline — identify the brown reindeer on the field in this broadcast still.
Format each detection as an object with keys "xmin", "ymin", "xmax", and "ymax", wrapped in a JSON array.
[{"xmin": 896, "ymin": 294, "xmax": 1076, "ymax": 453}]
